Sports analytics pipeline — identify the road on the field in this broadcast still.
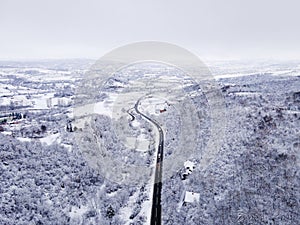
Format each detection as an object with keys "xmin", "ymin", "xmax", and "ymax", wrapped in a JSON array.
[
  {"xmin": 126, "ymin": 108, "xmax": 135, "ymax": 121},
  {"xmin": 134, "ymin": 100, "xmax": 164, "ymax": 225}
]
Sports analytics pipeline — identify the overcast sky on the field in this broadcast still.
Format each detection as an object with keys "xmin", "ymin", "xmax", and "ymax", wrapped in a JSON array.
[{"xmin": 0, "ymin": 0, "xmax": 299, "ymax": 60}]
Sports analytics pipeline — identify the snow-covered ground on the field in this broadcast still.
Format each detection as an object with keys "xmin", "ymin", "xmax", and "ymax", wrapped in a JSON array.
[
  {"xmin": 40, "ymin": 133, "xmax": 61, "ymax": 145},
  {"xmin": 0, "ymin": 60, "xmax": 299, "ymax": 225}
]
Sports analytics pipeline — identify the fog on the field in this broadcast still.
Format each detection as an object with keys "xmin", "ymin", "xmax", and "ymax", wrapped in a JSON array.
[{"xmin": 1, "ymin": 0, "xmax": 300, "ymax": 60}]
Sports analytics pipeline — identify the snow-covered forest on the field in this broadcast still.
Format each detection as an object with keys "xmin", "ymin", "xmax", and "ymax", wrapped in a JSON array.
[{"xmin": 0, "ymin": 60, "xmax": 299, "ymax": 224}]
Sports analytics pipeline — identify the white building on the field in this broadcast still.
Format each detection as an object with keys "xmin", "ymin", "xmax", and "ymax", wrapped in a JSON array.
[{"xmin": 184, "ymin": 191, "xmax": 200, "ymax": 203}]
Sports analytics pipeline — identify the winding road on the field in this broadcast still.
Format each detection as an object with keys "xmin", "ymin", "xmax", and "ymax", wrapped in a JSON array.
[
  {"xmin": 134, "ymin": 99, "xmax": 164, "ymax": 225},
  {"xmin": 126, "ymin": 108, "xmax": 135, "ymax": 121}
]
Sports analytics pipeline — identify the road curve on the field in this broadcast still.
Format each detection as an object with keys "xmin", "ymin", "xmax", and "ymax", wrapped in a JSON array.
[
  {"xmin": 127, "ymin": 108, "xmax": 135, "ymax": 121},
  {"xmin": 134, "ymin": 99, "xmax": 164, "ymax": 225}
]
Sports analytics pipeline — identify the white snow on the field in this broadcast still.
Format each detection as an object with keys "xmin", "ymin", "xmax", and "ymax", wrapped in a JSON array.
[
  {"xmin": 131, "ymin": 119, "xmax": 140, "ymax": 127},
  {"xmin": 32, "ymin": 97, "xmax": 48, "ymax": 109},
  {"xmin": 0, "ymin": 87, "xmax": 11, "ymax": 95},
  {"xmin": 73, "ymin": 97, "xmax": 115, "ymax": 129},
  {"xmin": 184, "ymin": 161, "xmax": 195, "ymax": 170},
  {"xmin": 232, "ymin": 92, "xmax": 260, "ymax": 96},
  {"xmin": 285, "ymin": 110, "xmax": 300, "ymax": 114},
  {"xmin": 126, "ymin": 137, "xmax": 150, "ymax": 152},
  {"xmin": 69, "ymin": 205, "xmax": 89, "ymax": 219},
  {"xmin": 184, "ymin": 191, "xmax": 200, "ymax": 203},
  {"xmin": 183, "ymin": 160, "xmax": 195, "ymax": 175},
  {"xmin": 93, "ymin": 101, "xmax": 113, "ymax": 117},
  {"xmin": 40, "ymin": 133, "xmax": 60, "ymax": 145},
  {"xmin": 139, "ymin": 96, "xmax": 170, "ymax": 116},
  {"xmin": 1, "ymin": 131, "xmax": 12, "ymax": 135},
  {"xmin": 107, "ymin": 191, "xmax": 118, "ymax": 197},
  {"xmin": 215, "ymin": 73, "xmax": 256, "ymax": 79},
  {"xmin": 61, "ymin": 143, "xmax": 73, "ymax": 152},
  {"xmin": 17, "ymin": 137, "xmax": 31, "ymax": 142},
  {"xmin": 119, "ymin": 191, "xmax": 139, "ymax": 224},
  {"xmin": 140, "ymin": 197, "xmax": 152, "ymax": 225}
]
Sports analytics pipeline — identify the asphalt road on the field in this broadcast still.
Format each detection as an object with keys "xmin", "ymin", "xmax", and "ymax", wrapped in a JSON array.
[
  {"xmin": 126, "ymin": 108, "xmax": 135, "ymax": 121},
  {"xmin": 134, "ymin": 100, "xmax": 164, "ymax": 225}
]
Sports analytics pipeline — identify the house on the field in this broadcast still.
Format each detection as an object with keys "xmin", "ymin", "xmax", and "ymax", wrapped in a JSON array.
[
  {"xmin": 181, "ymin": 160, "xmax": 196, "ymax": 180},
  {"xmin": 159, "ymin": 109, "xmax": 166, "ymax": 113},
  {"xmin": 184, "ymin": 191, "xmax": 200, "ymax": 204}
]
